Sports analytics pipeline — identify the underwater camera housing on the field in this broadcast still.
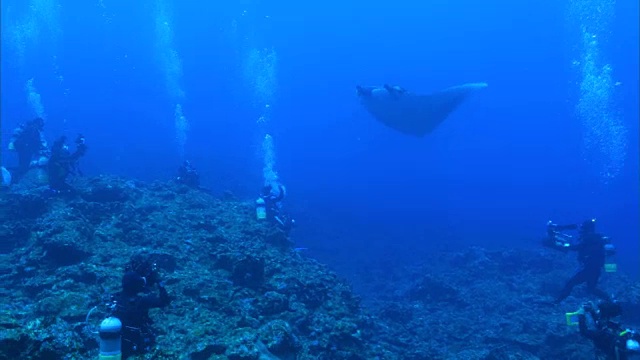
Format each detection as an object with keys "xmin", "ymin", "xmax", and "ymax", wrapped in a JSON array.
[{"xmin": 544, "ymin": 222, "xmax": 573, "ymax": 251}]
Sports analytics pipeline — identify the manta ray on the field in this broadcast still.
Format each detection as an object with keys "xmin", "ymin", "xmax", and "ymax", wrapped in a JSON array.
[{"xmin": 356, "ymin": 82, "xmax": 488, "ymax": 137}]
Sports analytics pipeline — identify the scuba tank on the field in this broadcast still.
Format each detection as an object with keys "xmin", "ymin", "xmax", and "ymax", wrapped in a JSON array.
[
  {"xmin": 603, "ymin": 236, "xmax": 617, "ymax": 272},
  {"xmin": 256, "ymin": 198, "xmax": 267, "ymax": 220},
  {"xmin": 1, "ymin": 167, "xmax": 10, "ymax": 187},
  {"xmin": 99, "ymin": 317, "xmax": 122, "ymax": 360}
]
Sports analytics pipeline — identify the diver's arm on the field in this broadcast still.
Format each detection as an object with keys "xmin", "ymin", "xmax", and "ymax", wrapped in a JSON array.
[
  {"xmin": 140, "ymin": 283, "xmax": 170, "ymax": 309},
  {"xmin": 39, "ymin": 131, "xmax": 47, "ymax": 146},
  {"xmin": 578, "ymin": 314, "xmax": 598, "ymax": 340},
  {"xmin": 578, "ymin": 306, "xmax": 599, "ymax": 340},
  {"xmin": 157, "ymin": 283, "xmax": 170, "ymax": 307},
  {"xmin": 12, "ymin": 125, "xmax": 24, "ymax": 137},
  {"xmin": 274, "ymin": 185, "xmax": 285, "ymax": 202},
  {"xmin": 70, "ymin": 144, "xmax": 87, "ymax": 161},
  {"xmin": 8, "ymin": 126, "xmax": 23, "ymax": 150}
]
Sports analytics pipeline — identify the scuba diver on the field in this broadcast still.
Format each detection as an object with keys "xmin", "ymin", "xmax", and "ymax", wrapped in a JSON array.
[
  {"xmin": 571, "ymin": 299, "xmax": 640, "ymax": 359},
  {"xmin": 107, "ymin": 257, "xmax": 170, "ymax": 358},
  {"xmin": 47, "ymin": 134, "xmax": 87, "ymax": 192},
  {"xmin": 256, "ymin": 183, "xmax": 295, "ymax": 234},
  {"xmin": 8, "ymin": 117, "xmax": 49, "ymax": 178},
  {"xmin": 175, "ymin": 160, "xmax": 200, "ymax": 188},
  {"xmin": 544, "ymin": 219, "xmax": 614, "ymax": 304}
]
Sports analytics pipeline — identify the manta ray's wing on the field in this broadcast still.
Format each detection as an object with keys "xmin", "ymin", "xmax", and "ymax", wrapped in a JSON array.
[{"xmin": 358, "ymin": 82, "xmax": 488, "ymax": 137}]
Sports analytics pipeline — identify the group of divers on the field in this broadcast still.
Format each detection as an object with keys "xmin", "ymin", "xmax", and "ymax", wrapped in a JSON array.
[{"xmin": 0, "ymin": 117, "xmax": 638, "ymax": 359}]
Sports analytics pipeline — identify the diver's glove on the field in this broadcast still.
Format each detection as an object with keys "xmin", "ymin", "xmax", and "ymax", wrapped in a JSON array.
[{"xmin": 72, "ymin": 134, "xmax": 87, "ymax": 155}]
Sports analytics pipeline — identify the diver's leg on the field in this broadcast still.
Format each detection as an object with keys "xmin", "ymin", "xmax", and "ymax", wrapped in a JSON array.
[
  {"xmin": 555, "ymin": 269, "xmax": 586, "ymax": 303},
  {"xmin": 17, "ymin": 153, "xmax": 32, "ymax": 175},
  {"xmin": 586, "ymin": 270, "xmax": 609, "ymax": 300}
]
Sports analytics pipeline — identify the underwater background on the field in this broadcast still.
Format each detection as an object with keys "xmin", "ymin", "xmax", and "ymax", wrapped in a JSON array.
[{"xmin": 1, "ymin": 0, "xmax": 638, "ymax": 293}]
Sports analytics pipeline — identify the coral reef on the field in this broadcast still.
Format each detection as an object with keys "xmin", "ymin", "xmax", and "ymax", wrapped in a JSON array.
[
  {"xmin": 354, "ymin": 246, "xmax": 640, "ymax": 359},
  {"xmin": 0, "ymin": 176, "xmax": 373, "ymax": 359},
  {"xmin": 0, "ymin": 175, "xmax": 637, "ymax": 359}
]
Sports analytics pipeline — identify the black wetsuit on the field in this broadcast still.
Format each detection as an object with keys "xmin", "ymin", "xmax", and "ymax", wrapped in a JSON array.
[
  {"xmin": 10, "ymin": 120, "xmax": 48, "ymax": 176},
  {"xmin": 112, "ymin": 284, "xmax": 170, "ymax": 358},
  {"xmin": 47, "ymin": 137, "xmax": 87, "ymax": 192},
  {"xmin": 259, "ymin": 185, "xmax": 296, "ymax": 236},
  {"xmin": 176, "ymin": 162, "xmax": 200, "ymax": 188},
  {"xmin": 556, "ymin": 230, "xmax": 609, "ymax": 303},
  {"xmin": 262, "ymin": 185, "xmax": 285, "ymax": 221}
]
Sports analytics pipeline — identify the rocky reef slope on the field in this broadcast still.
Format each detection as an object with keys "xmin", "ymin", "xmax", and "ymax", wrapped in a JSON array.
[
  {"xmin": 0, "ymin": 176, "xmax": 378, "ymax": 359},
  {"xmin": 0, "ymin": 175, "xmax": 638, "ymax": 360},
  {"xmin": 356, "ymin": 246, "xmax": 640, "ymax": 359}
]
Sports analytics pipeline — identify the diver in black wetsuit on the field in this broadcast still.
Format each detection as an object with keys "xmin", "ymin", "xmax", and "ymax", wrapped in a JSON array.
[
  {"xmin": 8, "ymin": 117, "xmax": 49, "ymax": 177},
  {"xmin": 544, "ymin": 219, "xmax": 612, "ymax": 303},
  {"xmin": 110, "ymin": 270, "xmax": 170, "ymax": 358},
  {"xmin": 261, "ymin": 184, "xmax": 285, "ymax": 220},
  {"xmin": 47, "ymin": 134, "xmax": 87, "ymax": 192},
  {"xmin": 260, "ymin": 184, "xmax": 295, "ymax": 234},
  {"xmin": 577, "ymin": 299, "xmax": 640, "ymax": 360},
  {"xmin": 176, "ymin": 160, "xmax": 200, "ymax": 188}
]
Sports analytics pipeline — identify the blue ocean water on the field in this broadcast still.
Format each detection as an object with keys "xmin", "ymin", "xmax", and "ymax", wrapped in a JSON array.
[{"xmin": 1, "ymin": 0, "xmax": 638, "ymax": 285}]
